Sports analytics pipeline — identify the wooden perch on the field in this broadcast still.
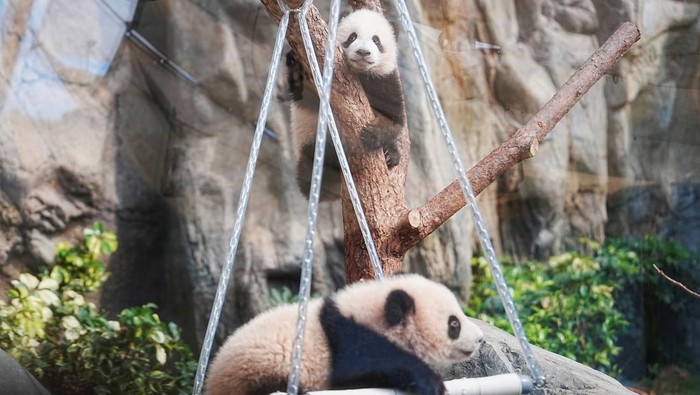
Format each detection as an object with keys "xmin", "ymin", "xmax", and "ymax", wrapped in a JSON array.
[{"xmin": 260, "ymin": 0, "xmax": 640, "ymax": 283}]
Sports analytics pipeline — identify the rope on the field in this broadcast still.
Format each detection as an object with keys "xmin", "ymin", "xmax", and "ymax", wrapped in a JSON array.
[
  {"xmin": 286, "ymin": 0, "xmax": 342, "ymax": 393},
  {"xmin": 191, "ymin": 7, "xmax": 291, "ymax": 395},
  {"xmin": 389, "ymin": 0, "xmax": 547, "ymax": 387}
]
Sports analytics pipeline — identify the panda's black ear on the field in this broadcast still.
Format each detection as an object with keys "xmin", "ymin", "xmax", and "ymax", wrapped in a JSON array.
[
  {"xmin": 389, "ymin": 19, "xmax": 400, "ymax": 39},
  {"xmin": 384, "ymin": 289, "xmax": 415, "ymax": 327}
]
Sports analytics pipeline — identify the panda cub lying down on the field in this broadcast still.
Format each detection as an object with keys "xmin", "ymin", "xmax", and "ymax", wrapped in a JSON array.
[
  {"xmin": 288, "ymin": 9, "xmax": 407, "ymax": 200},
  {"xmin": 206, "ymin": 274, "xmax": 485, "ymax": 395}
]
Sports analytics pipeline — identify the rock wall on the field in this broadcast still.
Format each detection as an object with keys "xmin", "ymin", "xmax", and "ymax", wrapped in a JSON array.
[{"xmin": 1, "ymin": 0, "xmax": 698, "ymax": 375}]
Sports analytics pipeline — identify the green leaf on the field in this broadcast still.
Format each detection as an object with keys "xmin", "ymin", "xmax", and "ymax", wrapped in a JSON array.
[
  {"xmin": 36, "ymin": 290, "xmax": 59, "ymax": 307},
  {"xmin": 155, "ymin": 345, "xmax": 167, "ymax": 365},
  {"xmin": 149, "ymin": 330, "xmax": 167, "ymax": 344},
  {"xmin": 19, "ymin": 274, "xmax": 40, "ymax": 290},
  {"xmin": 37, "ymin": 278, "xmax": 59, "ymax": 290}
]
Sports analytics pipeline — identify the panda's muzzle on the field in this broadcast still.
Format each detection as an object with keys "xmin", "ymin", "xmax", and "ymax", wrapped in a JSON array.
[{"xmin": 453, "ymin": 337, "xmax": 485, "ymax": 360}]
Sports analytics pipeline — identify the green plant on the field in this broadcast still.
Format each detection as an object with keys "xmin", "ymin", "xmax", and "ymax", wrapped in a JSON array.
[
  {"xmin": 466, "ymin": 241, "xmax": 636, "ymax": 374},
  {"xmin": 268, "ymin": 286, "xmax": 321, "ymax": 308},
  {"xmin": 0, "ymin": 223, "xmax": 196, "ymax": 395},
  {"xmin": 269, "ymin": 286, "xmax": 301, "ymax": 308},
  {"xmin": 605, "ymin": 235, "xmax": 695, "ymax": 310}
]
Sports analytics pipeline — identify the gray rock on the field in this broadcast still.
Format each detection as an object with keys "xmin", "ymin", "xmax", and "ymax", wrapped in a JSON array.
[{"xmin": 441, "ymin": 320, "xmax": 633, "ymax": 394}]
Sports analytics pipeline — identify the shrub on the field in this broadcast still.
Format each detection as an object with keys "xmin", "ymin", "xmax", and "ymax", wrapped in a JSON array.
[
  {"xmin": 605, "ymin": 235, "xmax": 695, "ymax": 311},
  {"xmin": 0, "ymin": 223, "xmax": 196, "ymax": 395},
  {"xmin": 466, "ymin": 240, "xmax": 636, "ymax": 374},
  {"xmin": 467, "ymin": 236, "xmax": 696, "ymax": 376}
]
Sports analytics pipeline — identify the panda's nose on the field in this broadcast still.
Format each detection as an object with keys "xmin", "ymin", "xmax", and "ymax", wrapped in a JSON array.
[{"xmin": 356, "ymin": 49, "xmax": 370, "ymax": 57}]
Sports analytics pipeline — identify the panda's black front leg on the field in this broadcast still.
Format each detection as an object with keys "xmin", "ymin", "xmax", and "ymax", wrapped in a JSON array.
[
  {"xmin": 286, "ymin": 51, "xmax": 305, "ymax": 101},
  {"xmin": 388, "ymin": 369, "xmax": 446, "ymax": 395},
  {"xmin": 361, "ymin": 118, "xmax": 402, "ymax": 168},
  {"xmin": 321, "ymin": 299, "xmax": 445, "ymax": 395},
  {"xmin": 296, "ymin": 141, "xmax": 342, "ymax": 201}
]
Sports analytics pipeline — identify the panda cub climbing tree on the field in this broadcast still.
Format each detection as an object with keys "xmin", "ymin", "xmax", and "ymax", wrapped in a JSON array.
[{"xmin": 287, "ymin": 9, "xmax": 406, "ymax": 200}]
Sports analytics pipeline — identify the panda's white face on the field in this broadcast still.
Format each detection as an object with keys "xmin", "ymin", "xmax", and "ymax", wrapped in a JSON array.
[
  {"xmin": 337, "ymin": 9, "xmax": 398, "ymax": 77},
  {"xmin": 396, "ymin": 282, "xmax": 485, "ymax": 368},
  {"xmin": 335, "ymin": 275, "xmax": 485, "ymax": 369}
]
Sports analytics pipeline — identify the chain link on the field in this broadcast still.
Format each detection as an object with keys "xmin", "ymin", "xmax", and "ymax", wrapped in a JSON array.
[
  {"xmin": 191, "ymin": 8, "xmax": 291, "ymax": 395},
  {"xmin": 286, "ymin": 0, "xmax": 342, "ymax": 393}
]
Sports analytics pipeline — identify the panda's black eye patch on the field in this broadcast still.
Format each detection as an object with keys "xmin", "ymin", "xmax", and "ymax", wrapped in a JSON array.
[
  {"xmin": 448, "ymin": 315, "xmax": 461, "ymax": 340},
  {"xmin": 342, "ymin": 32, "xmax": 357, "ymax": 48},
  {"xmin": 372, "ymin": 35, "xmax": 385, "ymax": 53}
]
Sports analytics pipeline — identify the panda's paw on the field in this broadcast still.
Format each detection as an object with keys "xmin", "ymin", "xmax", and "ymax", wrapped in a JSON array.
[{"xmin": 384, "ymin": 142, "xmax": 400, "ymax": 168}]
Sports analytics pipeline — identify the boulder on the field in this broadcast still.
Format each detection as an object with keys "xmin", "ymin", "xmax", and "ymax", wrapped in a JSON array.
[{"xmin": 441, "ymin": 320, "xmax": 633, "ymax": 394}]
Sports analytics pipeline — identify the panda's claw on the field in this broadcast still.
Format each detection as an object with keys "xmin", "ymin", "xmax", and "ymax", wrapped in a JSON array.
[{"xmin": 384, "ymin": 143, "xmax": 400, "ymax": 168}]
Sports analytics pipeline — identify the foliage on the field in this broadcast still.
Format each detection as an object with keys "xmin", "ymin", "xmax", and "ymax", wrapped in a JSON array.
[
  {"xmin": 0, "ymin": 223, "xmax": 196, "ymax": 395},
  {"xmin": 268, "ymin": 286, "xmax": 301, "ymax": 308},
  {"xmin": 467, "ymin": 236, "xmax": 696, "ymax": 377},
  {"xmin": 268, "ymin": 286, "xmax": 321, "ymax": 309},
  {"xmin": 605, "ymin": 235, "xmax": 695, "ymax": 311},
  {"xmin": 466, "ymin": 240, "xmax": 635, "ymax": 374}
]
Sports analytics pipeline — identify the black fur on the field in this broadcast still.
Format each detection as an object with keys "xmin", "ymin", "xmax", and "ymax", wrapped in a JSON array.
[
  {"xmin": 448, "ymin": 315, "xmax": 461, "ymax": 340},
  {"xmin": 357, "ymin": 71, "xmax": 405, "ymax": 168},
  {"xmin": 384, "ymin": 289, "xmax": 415, "ymax": 327},
  {"xmin": 372, "ymin": 35, "xmax": 385, "ymax": 53},
  {"xmin": 320, "ymin": 297, "xmax": 446, "ymax": 395},
  {"xmin": 286, "ymin": 51, "xmax": 304, "ymax": 101},
  {"xmin": 296, "ymin": 141, "xmax": 342, "ymax": 201},
  {"xmin": 341, "ymin": 32, "xmax": 357, "ymax": 48}
]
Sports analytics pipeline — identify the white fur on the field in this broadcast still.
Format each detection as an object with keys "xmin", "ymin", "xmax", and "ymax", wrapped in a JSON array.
[
  {"xmin": 206, "ymin": 301, "xmax": 330, "ymax": 395},
  {"xmin": 290, "ymin": 97, "xmax": 320, "ymax": 157},
  {"xmin": 205, "ymin": 275, "xmax": 484, "ymax": 395},
  {"xmin": 337, "ymin": 9, "xmax": 398, "ymax": 76}
]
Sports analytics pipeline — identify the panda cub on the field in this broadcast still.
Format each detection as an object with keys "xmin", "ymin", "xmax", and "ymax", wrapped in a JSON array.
[
  {"xmin": 288, "ymin": 9, "xmax": 406, "ymax": 200},
  {"xmin": 205, "ymin": 274, "xmax": 484, "ymax": 395}
]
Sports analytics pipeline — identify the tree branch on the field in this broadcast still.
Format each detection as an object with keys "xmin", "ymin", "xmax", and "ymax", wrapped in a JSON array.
[
  {"xmin": 260, "ymin": 1, "xmax": 640, "ymax": 282},
  {"xmin": 653, "ymin": 264, "xmax": 700, "ymax": 299},
  {"xmin": 395, "ymin": 22, "xmax": 641, "ymax": 255}
]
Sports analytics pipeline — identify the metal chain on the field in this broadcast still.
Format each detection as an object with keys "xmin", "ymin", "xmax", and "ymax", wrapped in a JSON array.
[
  {"xmin": 286, "ymin": 0, "xmax": 342, "ymax": 393},
  {"xmin": 191, "ymin": 8, "xmax": 291, "ymax": 395},
  {"xmin": 390, "ymin": 0, "xmax": 546, "ymax": 387}
]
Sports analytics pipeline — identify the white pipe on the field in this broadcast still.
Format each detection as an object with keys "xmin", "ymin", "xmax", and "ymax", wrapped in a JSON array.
[{"xmin": 270, "ymin": 373, "xmax": 533, "ymax": 395}]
